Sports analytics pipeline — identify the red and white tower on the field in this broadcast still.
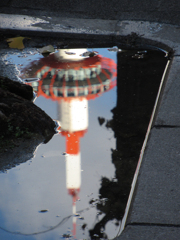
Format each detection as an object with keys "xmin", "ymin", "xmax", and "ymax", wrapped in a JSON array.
[
  {"xmin": 60, "ymin": 96, "xmax": 88, "ymax": 237},
  {"xmin": 21, "ymin": 48, "xmax": 117, "ymax": 238}
]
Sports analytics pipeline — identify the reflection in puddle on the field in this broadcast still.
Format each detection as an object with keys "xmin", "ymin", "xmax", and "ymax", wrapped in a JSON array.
[
  {"xmin": 20, "ymin": 48, "xmax": 117, "ymax": 239},
  {"xmin": 0, "ymin": 47, "xmax": 117, "ymax": 239},
  {"xmin": 90, "ymin": 49, "xmax": 168, "ymax": 238},
  {"xmin": 0, "ymin": 45, "xmax": 168, "ymax": 239}
]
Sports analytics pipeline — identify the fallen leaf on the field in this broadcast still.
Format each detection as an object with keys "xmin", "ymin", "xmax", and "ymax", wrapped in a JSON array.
[
  {"xmin": 39, "ymin": 45, "xmax": 55, "ymax": 55},
  {"xmin": 6, "ymin": 37, "xmax": 30, "ymax": 49}
]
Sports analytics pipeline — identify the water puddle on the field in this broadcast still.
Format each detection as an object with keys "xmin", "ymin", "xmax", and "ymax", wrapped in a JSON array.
[{"xmin": 0, "ymin": 43, "xmax": 168, "ymax": 239}]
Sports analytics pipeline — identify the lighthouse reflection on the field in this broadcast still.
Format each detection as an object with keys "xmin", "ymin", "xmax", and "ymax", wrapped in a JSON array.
[{"xmin": 21, "ymin": 49, "xmax": 117, "ymax": 238}]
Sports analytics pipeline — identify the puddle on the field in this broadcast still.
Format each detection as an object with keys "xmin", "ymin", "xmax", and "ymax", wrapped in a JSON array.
[{"xmin": 0, "ymin": 44, "xmax": 168, "ymax": 239}]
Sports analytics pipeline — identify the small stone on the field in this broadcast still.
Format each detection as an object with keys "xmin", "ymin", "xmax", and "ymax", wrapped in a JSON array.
[{"xmin": 39, "ymin": 209, "xmax": 49, "ymax": 213}]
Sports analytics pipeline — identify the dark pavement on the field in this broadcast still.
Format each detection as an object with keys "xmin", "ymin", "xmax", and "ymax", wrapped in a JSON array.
[
  {"xmin": 1, "ymin": 0, "xmax": 180, "ymax": 26},
  {"xmin": 1, "ymin": 1, "xmax": 180, "ymax": 239}
]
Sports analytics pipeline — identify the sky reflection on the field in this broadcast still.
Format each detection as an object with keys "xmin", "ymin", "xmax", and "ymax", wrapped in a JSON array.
[{"xmin": 0, "ymin": 48, "xmax": 118, "ymax": 239}]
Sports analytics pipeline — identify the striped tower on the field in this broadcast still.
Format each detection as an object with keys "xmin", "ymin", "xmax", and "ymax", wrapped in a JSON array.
[
  {"xmin": 60, "ymin": 97, "xmax": 88, "ymax": 238},
  {"xmin": 20, "ymin": 48, "xmax": 117, "ymax": 238}
]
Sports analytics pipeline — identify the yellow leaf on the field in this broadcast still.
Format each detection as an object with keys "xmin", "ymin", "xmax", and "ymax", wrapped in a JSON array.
[{"xmin": 6, "ymin": 37, "xmax": 29, "ymax": 49}]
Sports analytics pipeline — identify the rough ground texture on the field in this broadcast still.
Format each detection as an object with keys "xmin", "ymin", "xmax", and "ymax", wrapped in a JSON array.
[
  {"xmin": 1, "ymin": 0, "xmax": 180, "ymax": 26},
  {"xmin": 0, "ymin": 76, "xmax": 56, "ymax": 141},
  {"xmin": 0, "ymin": 76, "xmax": 56, "ymax": 170}
]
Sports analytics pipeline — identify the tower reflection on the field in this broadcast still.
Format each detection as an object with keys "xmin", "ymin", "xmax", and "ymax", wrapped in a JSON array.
[{"xmin": 21, "ymin": 48, "xmax": 116, "ymax": 238}]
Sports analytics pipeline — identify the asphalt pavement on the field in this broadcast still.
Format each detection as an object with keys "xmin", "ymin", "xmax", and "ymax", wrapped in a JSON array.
[{"xmin": 1, "ymin": 1, "xmax": 180, "ymax": 239}]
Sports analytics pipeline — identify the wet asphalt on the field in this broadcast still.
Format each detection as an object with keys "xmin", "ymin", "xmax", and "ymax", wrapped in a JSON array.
[{"xmin": 1, "ymin": 2, "xmax": 180, "ymax": 239}]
